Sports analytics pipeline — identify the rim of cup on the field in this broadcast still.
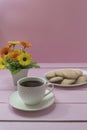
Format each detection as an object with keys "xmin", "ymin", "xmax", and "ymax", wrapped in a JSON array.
[{"xmin": 17, "ymin": 76, "xmax": 47, "ymax": 87}]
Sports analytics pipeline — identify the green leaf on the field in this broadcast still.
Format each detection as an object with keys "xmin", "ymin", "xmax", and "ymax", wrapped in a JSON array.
[{"xmin": 5, "ymin": 57, "xmax": 40, "ymax": 74}]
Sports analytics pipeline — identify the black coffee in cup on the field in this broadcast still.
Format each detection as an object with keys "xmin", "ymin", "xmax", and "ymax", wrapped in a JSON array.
[{"xmin": 20, "ymin": 80, "xmax": 43, "ymax": 87}]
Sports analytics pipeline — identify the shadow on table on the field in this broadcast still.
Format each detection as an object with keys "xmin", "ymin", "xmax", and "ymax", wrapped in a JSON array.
[{"xmin": 9, "ymin": 103, "xmax": 56, "ymax": 118}]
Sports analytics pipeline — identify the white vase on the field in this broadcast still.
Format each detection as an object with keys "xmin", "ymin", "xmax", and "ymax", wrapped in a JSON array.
[{"xmin": 12, "ymin": 69, "xmax": 28, "ymax": 86}]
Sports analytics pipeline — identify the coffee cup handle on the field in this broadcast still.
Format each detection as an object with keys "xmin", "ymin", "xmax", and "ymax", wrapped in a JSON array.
[{"xmin": 44, "ymin": 83, "xmax": 54, "ymax": 97}]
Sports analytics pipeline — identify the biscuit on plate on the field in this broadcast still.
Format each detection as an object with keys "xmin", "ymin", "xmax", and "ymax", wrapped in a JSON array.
[
  {"xmin": 75, "ymin": 70, "xmax": 83, "ymax": 77},
  {"xmin": 49, "ymin": 76, "xmax": 63, "ymax": 83},
  {"xmin": 61, "ymin": 69, "xmax": 79, "ymax": 79},
  {"xmin": 55, "ymin": 69, "xmax": 80, "ymax": 79},
  {"xmin": 61, "ymin": 79, "xmax": 76, "ymax": 85},
  {"xmin": 75, "ymin": 75, "xmax": 87, "ymax": 84},
  {"xmin": 55, "ymin": 70, "xmax": 64, "ymax": 77},
  {"xmin": 45, "ymin": 71, "xmax": 56, "ymax": 79}
]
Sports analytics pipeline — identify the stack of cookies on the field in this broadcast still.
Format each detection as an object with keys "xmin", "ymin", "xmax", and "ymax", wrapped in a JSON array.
[{"xmin": 45, "ymin": 69, "xmax": 87, "ymax": 85}]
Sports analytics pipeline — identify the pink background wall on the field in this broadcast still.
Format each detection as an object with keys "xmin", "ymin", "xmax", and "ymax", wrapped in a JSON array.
[{"xmin": 0, "ymin": 0, "xmax": 87, "ymax": 63}]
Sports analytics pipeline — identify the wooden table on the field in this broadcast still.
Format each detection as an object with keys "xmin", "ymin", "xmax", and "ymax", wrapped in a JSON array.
[{"xmin": 1, "ymin": 63, "xmax": 87, "ymax": 130}]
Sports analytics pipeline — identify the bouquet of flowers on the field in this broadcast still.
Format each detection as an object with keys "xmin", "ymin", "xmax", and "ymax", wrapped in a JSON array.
[{"xmin": 0, "ymin": 41, "xmax": 40, "ymax": 74}]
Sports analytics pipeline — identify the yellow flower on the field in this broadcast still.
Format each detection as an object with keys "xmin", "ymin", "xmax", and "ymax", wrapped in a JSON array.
[
  {"xmin": 0, "ymin": 57, "xmax": 6, "ymax": 69},
  {"xmin": 18, "ymin": 53, "xmax": 32, "ymax": 66},
  {"xmin": 8, "ymin": 41, "xmax": 20, "ymax": 45}
]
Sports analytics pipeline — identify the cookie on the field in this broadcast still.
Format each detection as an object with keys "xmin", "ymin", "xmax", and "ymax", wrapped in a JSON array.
[
  {"xmin": 75, "ymin": 75, "xmax": 87, "ymax": 84},
  {"xmin": 75, "ymin": 70, "xmax": 83, "ymax": 77},
  {"xmin": 49, "ymin": 76, "xmax": 63, "ymax": 83},
  {"xmin": 55, "ymin": 69, "xmax": 80, "ymax": 79},
  {"xmin": 45, "ymin": 69, "xmax": 87, "ymax": 86},
  {"xmin": 55, "ymin": 70, "xmax": 64, "ymax": 77},
  {"xmin": 45, "ymin": 71, "xmax": 56, "ymax": 79},
  {"xmin": 61, "ymin": 79, "xmax": 75, "ymax": 85},
  {"xmin": 61, "ymin": 69, "xmax": 79, "ymax": 79}
]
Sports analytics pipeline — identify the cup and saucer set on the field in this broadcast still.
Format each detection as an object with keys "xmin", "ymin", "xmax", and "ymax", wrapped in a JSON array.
[{"xmin": 9, "ymin": 76, "xmax": 55, "ymax": 111}]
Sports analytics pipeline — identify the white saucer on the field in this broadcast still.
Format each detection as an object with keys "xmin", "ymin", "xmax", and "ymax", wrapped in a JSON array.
[{"xmin": 8, "ymin": 90, "xmax": 55, "ymax": 111}]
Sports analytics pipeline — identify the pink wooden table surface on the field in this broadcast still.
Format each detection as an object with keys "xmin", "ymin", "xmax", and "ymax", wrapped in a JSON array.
[{"xmin": 1, "ymin": 63, "xmax": 87, "ymax": 130}]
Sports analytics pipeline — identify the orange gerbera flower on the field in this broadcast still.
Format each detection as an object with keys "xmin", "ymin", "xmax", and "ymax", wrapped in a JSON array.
[
  {"xmin": 0, "ymin": 46, "xmax": 12, "ymax": 58},
  {"xmin": 8, "ymin": 51, "xmax": 20, "ymax": 60},
  {"xmin": 20, "ymin": 41, "xmax": 32, "ymax": 48}
]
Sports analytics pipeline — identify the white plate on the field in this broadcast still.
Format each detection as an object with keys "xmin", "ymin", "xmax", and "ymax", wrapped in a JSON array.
[
  {"xmin": 44, "ymin": 69, "xmax": 87, "ymax": 87},
  {"xmin": 8, "ymin": 90, "xmax": 55, "ymax": 111}
]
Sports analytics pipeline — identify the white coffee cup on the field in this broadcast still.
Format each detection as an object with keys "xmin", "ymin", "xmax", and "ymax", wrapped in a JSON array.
[{"xmin": 17, "ymin": 76, "xmax": 54, "ymax": 105}]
